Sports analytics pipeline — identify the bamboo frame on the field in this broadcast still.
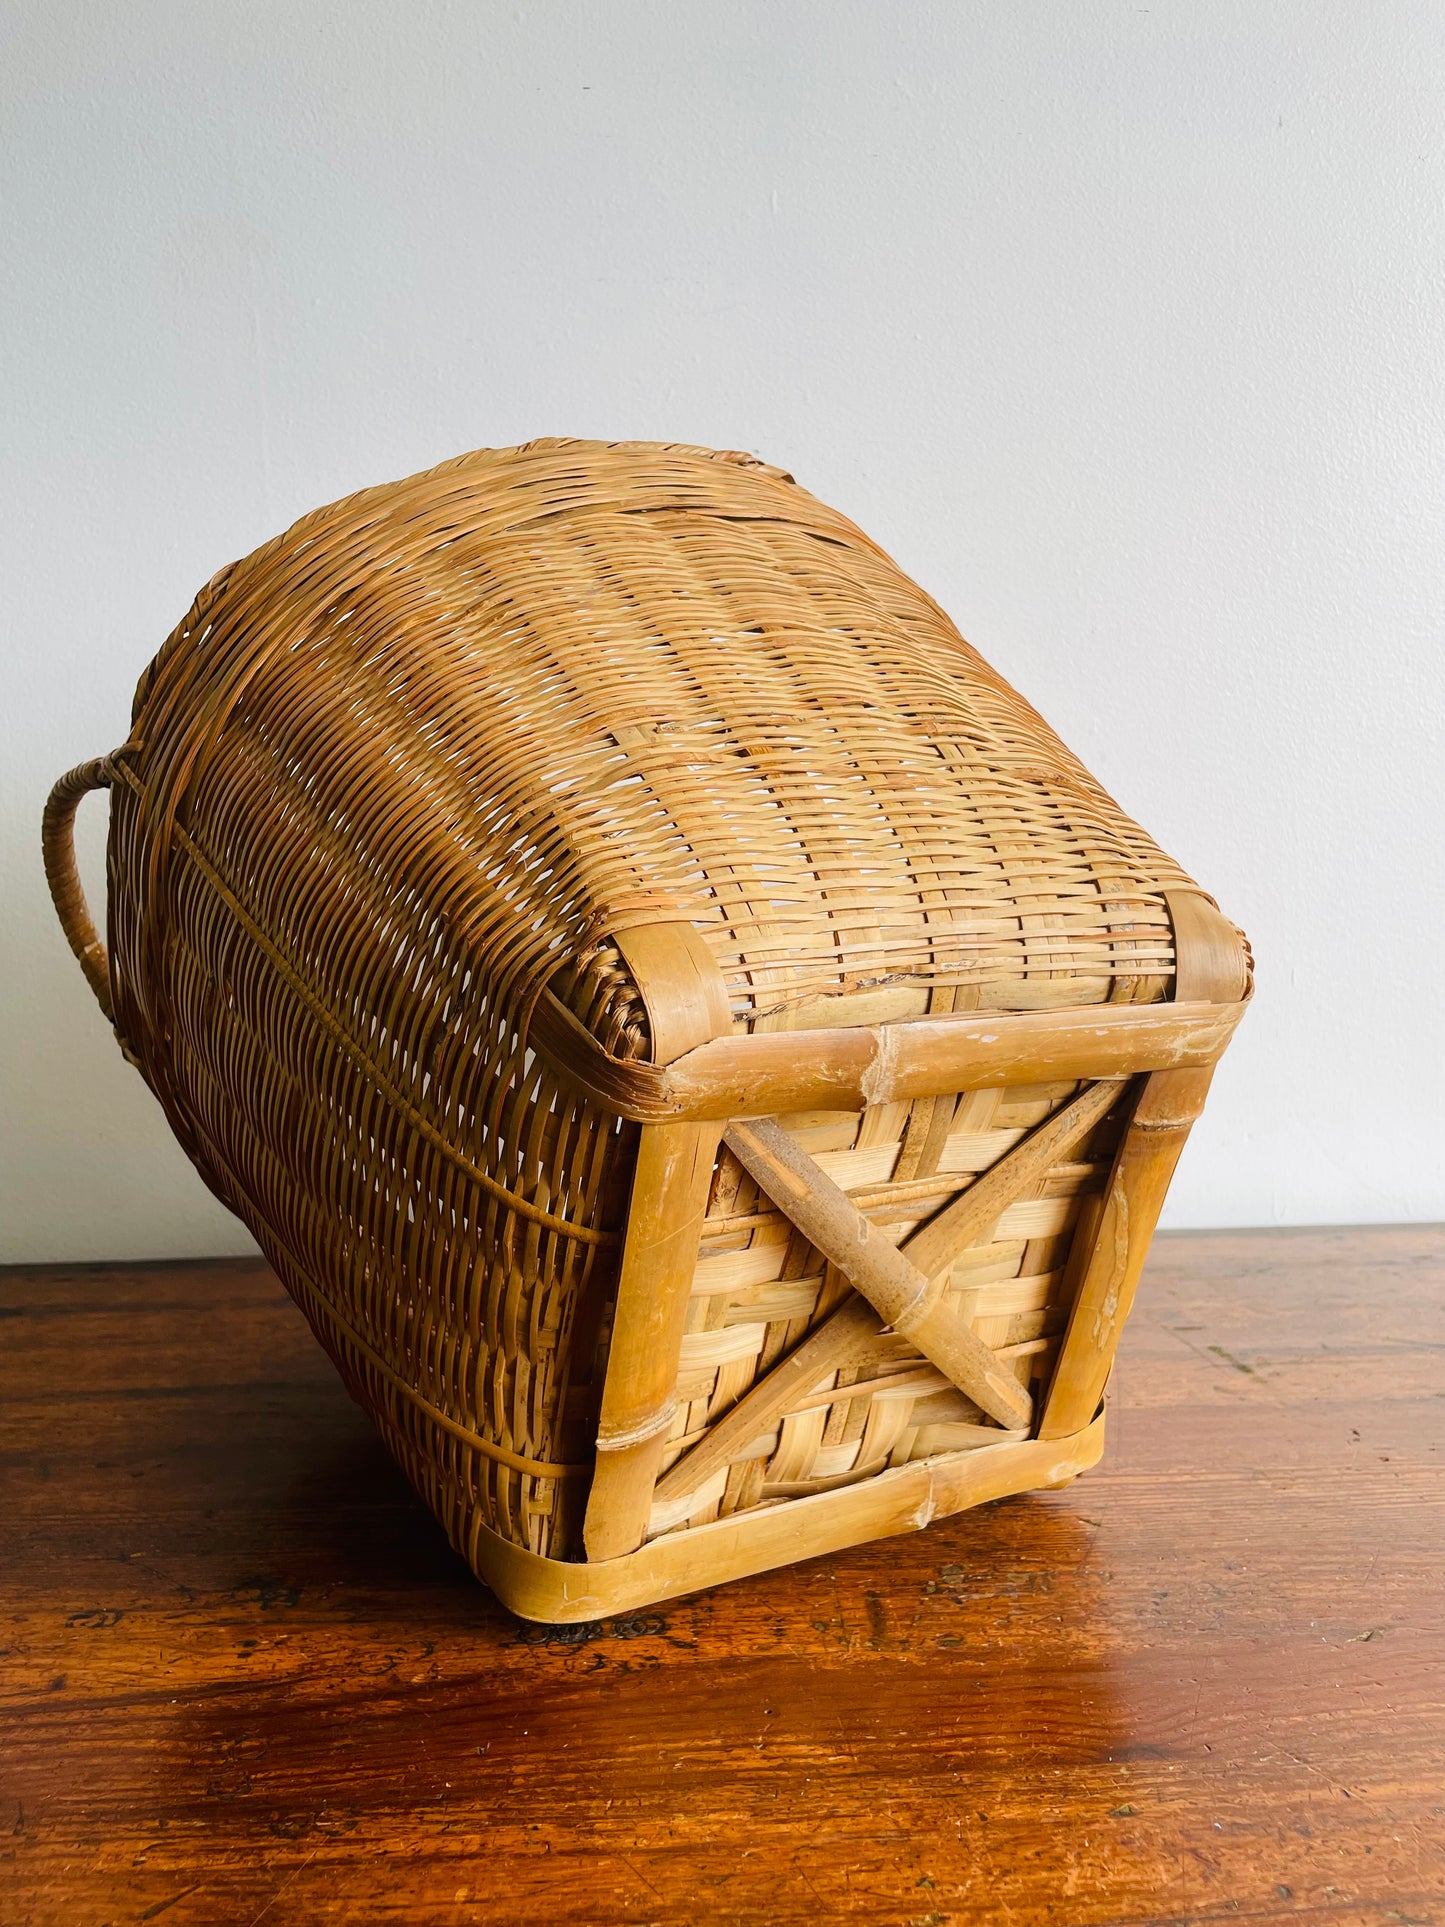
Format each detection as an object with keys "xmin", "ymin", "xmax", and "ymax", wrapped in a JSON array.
[
  {"xmin": 43, "ymin": 440, "xmax": 1251, "ymax": 1620},
  {"xmin": 1039, "ymin": 890, "xmax": 1251, "ymax": 1439},
  {"xmin": 582, "ymin": 923, "xmax": 731, "ymax": 1561},
  {"xmin": 649, "ymin": 1075, "xmax": 1125, "ymax": 1512},
  {"xmin": 472, "ymin": 1417, "xmax": 1107, "ymax": 1624},
  {"xmin": 527, "ymin": 981, "xmax": 1247, "ymax": 1123}
]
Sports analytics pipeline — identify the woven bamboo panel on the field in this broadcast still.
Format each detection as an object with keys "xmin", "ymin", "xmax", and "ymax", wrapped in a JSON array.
[
  {"xmin": 43, "ymin": 439, "xmax": 1249, "ymax": 1617},
  {"xmin": 120, "ymin": 439, "xmax": 1188, "ymax": 1042},
  {"xmin": 648, "ymin": 1077, "xmax": 1129, "ymax": 1537}
]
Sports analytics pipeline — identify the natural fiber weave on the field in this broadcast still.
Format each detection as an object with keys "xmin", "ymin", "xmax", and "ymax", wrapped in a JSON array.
[
  {"xmin": 45, "ymin": 439, "xmax": 1249, "ymax": 1615},
  {"xmin": 124, "ymin": 440, "xmax": 1189, "ymax": 1045}
]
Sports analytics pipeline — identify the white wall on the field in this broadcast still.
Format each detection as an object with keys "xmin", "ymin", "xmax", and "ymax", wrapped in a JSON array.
[{"xmin": 3, "ymin": 1, "xmax": 1442, "ymax": 1262}]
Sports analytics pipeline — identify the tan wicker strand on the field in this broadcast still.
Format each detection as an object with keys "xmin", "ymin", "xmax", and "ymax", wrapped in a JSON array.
[{"xmin": 42, "ymin": 758, "xmax": 116, "ymax": 1020}]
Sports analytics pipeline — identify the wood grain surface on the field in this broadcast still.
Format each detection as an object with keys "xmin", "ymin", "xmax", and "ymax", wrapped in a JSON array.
[{"xmin": 2, "ymin": 1226, "xmax": 1441, "ymax": 1927}]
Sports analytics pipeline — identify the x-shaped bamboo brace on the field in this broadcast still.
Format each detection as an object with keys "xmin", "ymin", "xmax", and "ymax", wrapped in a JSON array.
[{"xmin": 651, "ymin": 1076, "xmax": 1126, "ymax": 1509}]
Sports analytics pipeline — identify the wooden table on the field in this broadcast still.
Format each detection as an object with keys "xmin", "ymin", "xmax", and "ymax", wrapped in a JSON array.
[{"xmin": 2, "ymin": 1226, "xmax": 1441, "ymax": 1925}]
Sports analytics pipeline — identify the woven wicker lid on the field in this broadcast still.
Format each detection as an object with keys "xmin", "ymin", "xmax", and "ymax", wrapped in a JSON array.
[{"xmin": 123, "ymin": 438, "xmax": 1198, "ymax": 1055}]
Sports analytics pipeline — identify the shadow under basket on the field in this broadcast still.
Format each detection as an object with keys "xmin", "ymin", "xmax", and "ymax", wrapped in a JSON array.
[{"xmin": 43, "ymin": 439, "xmax": 1251, "ymax": 1622}]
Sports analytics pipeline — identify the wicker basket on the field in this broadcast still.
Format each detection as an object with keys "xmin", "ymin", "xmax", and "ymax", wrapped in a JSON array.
[{"xmin": 44, "ymin": 440, "xmax": 1250, "ymax": 1622}]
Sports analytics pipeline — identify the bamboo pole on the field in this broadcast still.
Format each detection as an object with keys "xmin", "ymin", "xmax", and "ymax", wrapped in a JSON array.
[
  {"xmin": 482, "ymin": 1418, "xmax": 1107, "ymax": 1623},
  {"xmin": 722, "ymin": 1117, "xmax": 1034, "ymax": 1429},
  {"xmin": 529, "ymin": 985, "xmax": 1247, "ymax": 1123},
  {"xmin": 582, "ymin": 923, "xmax": 731, "ymax": 1561},
  {"xmin": 1039, "ymin": 893, "xmax": 1250, "ymax": 1440}
]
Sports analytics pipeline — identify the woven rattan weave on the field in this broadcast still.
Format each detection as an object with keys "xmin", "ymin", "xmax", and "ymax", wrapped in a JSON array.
[{"xmin": 44, "ymin": 440, "xmax": 1250, "ymax": 1620}]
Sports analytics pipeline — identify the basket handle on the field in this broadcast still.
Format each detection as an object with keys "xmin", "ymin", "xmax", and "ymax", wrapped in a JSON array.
[{"xmin": 43, "ymin": 757, "xmax": 116, "ymax": 1022}]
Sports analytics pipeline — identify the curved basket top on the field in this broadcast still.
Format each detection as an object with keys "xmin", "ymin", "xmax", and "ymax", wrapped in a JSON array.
[{"xmin": 118, "ymin": 438, "xmax": 1194, "ymax": 1047}]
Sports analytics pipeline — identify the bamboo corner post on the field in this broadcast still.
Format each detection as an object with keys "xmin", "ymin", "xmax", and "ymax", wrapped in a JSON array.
[
  {"xmin": 1039, "ymin": 890, "xmax": 1252, "ymax": 1442},
  {"xmin": 582, "ymin": 923, "xmax": 730, "ymax": 1562},
  {"xmin": 42, "ymin": 439, "xmax": 1250, "ymax": 1621}
]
